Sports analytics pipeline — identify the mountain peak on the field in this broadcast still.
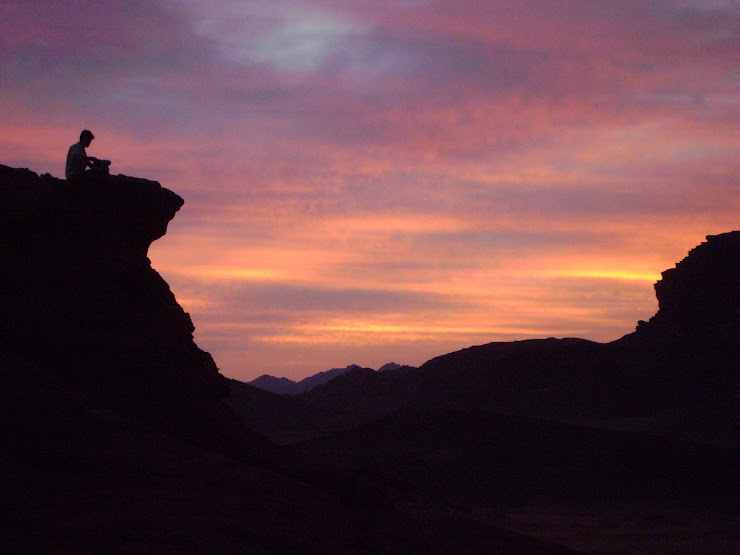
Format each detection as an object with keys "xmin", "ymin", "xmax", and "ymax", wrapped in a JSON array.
[
  {"xmin": 249, "ymin": 374, "xmax": 297, "ymax": 395},
  {"xmin": 378, "ymin": 362, "xmax": 403, "ymax": 372}
]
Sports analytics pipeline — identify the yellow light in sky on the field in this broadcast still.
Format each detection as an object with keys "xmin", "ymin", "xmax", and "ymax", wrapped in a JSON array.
[{"xmin": 550, "ymin": 270, "xmax": 660, "ymax": 282}]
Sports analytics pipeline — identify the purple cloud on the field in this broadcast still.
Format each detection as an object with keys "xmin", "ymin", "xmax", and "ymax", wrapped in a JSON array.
[{"xmin": 1, "ymin": 0, "xmax": 738, "ymax": 379}]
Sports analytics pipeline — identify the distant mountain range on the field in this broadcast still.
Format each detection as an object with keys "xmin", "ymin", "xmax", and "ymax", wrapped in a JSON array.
[{"xmin": 249, "ymin": 362, "xmax": 408, "ymax": 395}]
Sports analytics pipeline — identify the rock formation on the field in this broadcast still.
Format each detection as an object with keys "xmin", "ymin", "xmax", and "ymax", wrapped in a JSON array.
[
  {"xmin": 0, "ymin": 165, "xmax": 241, "ymax": 453},
  {"xmin": 640, "ymin": 231, "xmax": 740, "ymax": 336}
]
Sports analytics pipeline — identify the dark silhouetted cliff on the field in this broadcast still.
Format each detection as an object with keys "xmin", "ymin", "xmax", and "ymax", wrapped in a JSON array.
[
  {"xmin": 0, "ymin": 165, "xmax": 256, "ymax": 455},
  {"xmin": 637, "ymin": 231, "xmax": 740, "ymax": 338}
]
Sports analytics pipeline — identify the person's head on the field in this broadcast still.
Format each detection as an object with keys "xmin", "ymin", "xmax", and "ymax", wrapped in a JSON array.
[{"xmin": 80, "ymin": 129, "xmax": 94, "ymax": 147}]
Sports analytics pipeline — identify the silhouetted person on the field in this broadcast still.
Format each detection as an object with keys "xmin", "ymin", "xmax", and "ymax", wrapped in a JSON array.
[{"xmin": 65, "ymin": 129, "xmax": 110, "ymax": 182}]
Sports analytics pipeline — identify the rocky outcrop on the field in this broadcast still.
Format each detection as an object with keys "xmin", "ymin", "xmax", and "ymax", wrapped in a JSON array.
[
  {"xmin": 0, "ymin": 165, "xmax": 235, "ymax": 450},
  {"xmin": 644, "ymin": 231, "xmax": 740, "ymax": 335}
]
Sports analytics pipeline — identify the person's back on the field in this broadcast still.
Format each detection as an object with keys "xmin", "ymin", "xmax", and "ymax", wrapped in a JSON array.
[{"xmin": 65, "ymin": 140, "xmax": 89, "ymax": 180}]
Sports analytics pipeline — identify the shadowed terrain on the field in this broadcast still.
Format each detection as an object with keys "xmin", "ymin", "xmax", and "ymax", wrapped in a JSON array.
[
  {"xmin": 233, "ymin": 232, "xmax": 739, "ymax": 447},
  {"xmin": 0, "ymin": 165, "xmax": 574, "ymax": 553},
  {"xmin": 228, "ymin": 230, "xmax": 740, "ymax": 553}
]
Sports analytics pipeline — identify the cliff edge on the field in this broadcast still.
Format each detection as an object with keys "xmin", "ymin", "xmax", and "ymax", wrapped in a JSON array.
[
  {"xmin": 0, "ymin": 165, "xmax": 241, "ymax": 452},
  {"xmin": 645, "ymin": 231, "xmax": 740, "ymax": 336}
]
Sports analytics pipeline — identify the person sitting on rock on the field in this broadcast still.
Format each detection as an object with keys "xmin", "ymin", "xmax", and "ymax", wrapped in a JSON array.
[{"xmin": 65, "ymin": 129, "xmax": 111, "ymax": 182}]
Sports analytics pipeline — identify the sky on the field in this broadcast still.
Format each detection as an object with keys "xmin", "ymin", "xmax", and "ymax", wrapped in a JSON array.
[{"xmin": 1, "ymin": 1, "xmax": 738, "ymax": 381}]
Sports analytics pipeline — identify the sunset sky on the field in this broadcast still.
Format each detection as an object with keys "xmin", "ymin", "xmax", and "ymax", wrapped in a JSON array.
[{"xmin": 1, "ymin": 1, "xmax": 738, "ymax": 381}]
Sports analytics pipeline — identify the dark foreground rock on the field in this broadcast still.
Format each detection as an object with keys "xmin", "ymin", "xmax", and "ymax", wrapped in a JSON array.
[{"xmin": 0, "ymin": 165, "xmax": 249, "ymax": 453}]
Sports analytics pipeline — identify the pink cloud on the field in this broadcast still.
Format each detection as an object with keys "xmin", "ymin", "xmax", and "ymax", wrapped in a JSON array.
[{"xmin": 1, "ymin": 1, "xmax": 738, "ymax": 379}]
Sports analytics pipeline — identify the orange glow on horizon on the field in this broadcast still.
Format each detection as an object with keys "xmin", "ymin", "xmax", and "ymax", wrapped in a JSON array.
[{"xmin": 551, "ymin": 270, "xmax": 659, "ymax": 282}]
